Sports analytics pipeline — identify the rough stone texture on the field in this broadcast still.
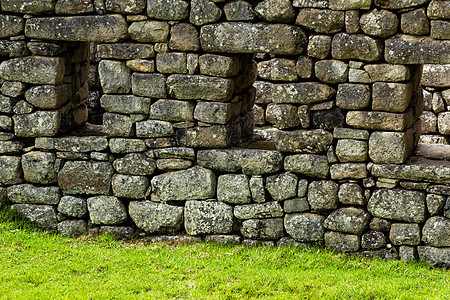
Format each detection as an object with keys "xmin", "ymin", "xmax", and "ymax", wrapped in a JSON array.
[
  {"xmin": 58, "ymin": 161, "xmax": 113, "ymax": 195},
  {"xmin": 421, "ymin": 64, "xmax": 450, "ymax": 88},
  {"xmin": 99, "ymin": 60, "xmax": 130, "ymax": 94},
  {"xmin": 336, "ymin": 139, "xmax": 368, "ymax": 162},
  {"xmin": 169, "ymin": 23, "xmax": 199, "ymax": 51},
  {"xmin": 2, "ymin": 0, "xmax": 55, "ymax": 14},
  {"xmin": 361, "ymin": 231, "xmax": 386, "ymax": 250},
  {"xmin": 271, "ymin": 82, "xmax": 336, "ymax": 104},
  {"xmin": 329, "ymin": 0, "xmax": 371, "ymax": 10},
  {"xmin": 57, "ymin": 196, "xmax": 87, "ymax": 218},
  {"xmin": 200, "ymin": 22, "xmax": 307, "ymax": 55},
  {"xmin": 285, "ymin": 213, "xmax": 325, "ymax": 242},
  {"xmin": 128, "ymin": 21, "xmax": 170, "ymax": 43},
  {"xmin": 241, "ymin": 218, "xmax": 284, "ymax": 240},
  {"xmin": 152, "ymin": 166, "xmax": 216, "ymax": 201},
  {"xmin": 426, "ymin": 194, "xmax": 446, "ymax": 216},
  {"xmin": 0, "ymin": 57, "xmax": 64, "ymax": 85},
  {"xmin": 360, "ymin": 9, "xmax": 399, "ymax": 38},
  {"xmin": 266, "ymin": 104, "xmax": 300, "ymax": 129},
  {"xmin": 334, "ymin": 128, "xmax": 371, "ymax": 140},
  {"xmin": 25, "ymin": 15, "xmax": 128, "ymax": 42},
  {"xmin": 156, "ymin": 52, "xmax": 187, "ymax": 74},
  {"xmin": 151, "ymin": 99, "xmax": 194, "ymax": 122},
  {"xmin": 255, "ymin": 0, "xmax": 295, "ymax": 23},
  {"xmin": 11, "ymin": 204, "xmax": 57, "ymax": 229},
  {"xmin": 332, "ymin": 33, "xmax": 383, "ymax": 62},
  {"xmin": 147, "ymin": 0, "xmax": 189, "ymax": 20},
  {"xmin": 369, "ymin": 131, "xmax": 414, "ymax": 164},
  {"xmin": 258, "ymin": 59, "xmax": 297, "ymax": 81},
  {"xmin": 105, "ymin": 0, "xmax": 145, "ymax": 14},
  {"xmin": 0, "ymin": 156, "xmax": 22, "ymax": 185},
  {"xmin": 315, "ymin": 60, "xmax": 349, "ymax": 84},
  {"xmin": 284, "ymin": 198, "xmax": 310, "ymax": 213},
  {"xmin": 365, "ymin": 64, "xmax": 411, "ymax": 82},
  {"xmin": 98, "ymin": 43, "xmax": 155, "ymax": 60},
  {"xmin": 330, "ymin": 163, "xmax": 368, "ymax": 180},
  {"xmin": 36, "ymin": 137, "xmax": 108, "ymax": 152},
  {"xmin": 296, "ymin": 9, "xmax": 344, "ymax": 34},
  {"xmin": 87, "ymin": 196, "xmax": 127, "ymax": 225},
  {"xmin": 129, "ymin": 201, "xmax": 183, "ymax": 233},
  {"xmin": 22, "ymin": 151, "xmax": 57, "ymax": 184},
  {"xmin": 136, "ymin": 120, "xmax": 174, "ymax": 138},
  {"xmin": 25, "ymin": 85, "xmax": 71, "ymax": 109},
  {"xmin": 112, "ymin": 174, "xmax": 149, "ymax": 199},
  {"xmin": 422, "ymin": 216, "xmax": 450, "ymax": 247},
  {"xmin": 368, "ymin": 189, "xmax": 425, "ymax": 223},
  {"xmin": 324, "ymin": 207, "xmax": 370, "ymax": 235},
  {"xmin": 389, "ymin": 223, "xmax": 421, "ymax": 246},
  {"xmin": 307, "ymin": 180, "xmax": 339, "ymax": 211},
  {"xmin": 113, "ymin": 153, "xmax": 156, "ymax": 175},
  {"xmin": 417, "ymin": 246, "xmax": 450, "ymax": 268},
  {"xmin": 336, "ymin": 84, "xmax": 371, "ymax": 110},
  {"xmin": 266, "ymin": 172, "xmax": 298, "ymax": 201},
  {"xmin": 184, "ymin": 200, "xmax": 234, "ymax": 235},
  {"xmin": 372, "ymin": 82, "xmax": 412, "ymax": 113},
  {"xmin": 224, "ymin": 1, "xmax": 255, "ymax": 21},
  {"xmin": 325, "ymin": 231, "xmax": 360, "ymax": 252},
  {"xmin": 57, "ymin": 220, "xmax": 88, "ymax": 237},
  {"xmin": 14, "ymin": 111, "xmax": 60, "ymax": 138},
  {"xmin": 235, "ymin": 202, "xmax": 284, "ymax": 219},
  {"xmin": 7, "ymin": 184, "xmax": 60, "ymax": 205},
  {"xmin": 338, "ymin": 183, "xmax": 366, "ymax": 206},
  {"xmin": 275, "ymin": 129, "xmax": 333, "ymax": 153},
  {"xmin": 101, "ymin": 95, "xmax": 150, "ymax": 114},
  {"xmin": 284, "ymin": 154, "xmax": 329, "ymax": 178},
  {"xmin": 401, "ymin": 8, "xmax": 430, "ymax": 35},
  {"xmin": 307, "ymin": 35, "xmax": 332, "ymax": 59},
  {"xmin": 346, "ymin": 111, "xmax": 413, "ymax": 131},
  {"xmin": 194, "ymin": 101, "xmax": 241, "ymax": 125},
  {"xmin": 427, "ymin": 0, "xmax": 450, "ymax": 19},
  {"xmin": 167, "ymin": 74, "xmax": 234, "ymax": 101},
  {"xmin": 249, "ymin": 176, "xmax": 266, "ymax": 203},
  {"xmin": 375, "ymin": 0, "xmax": 428, "ymax": 9},
  {"xmin": 0, "ymin": 14, "xmax": 24, "ymax": 38},
  {"xmin": 132, "ymin": 73, "xmax": 166, "ymax": 98},
  {"xmin": 217, "ymin": 174, "xmax": 251, "ymax": 204}
]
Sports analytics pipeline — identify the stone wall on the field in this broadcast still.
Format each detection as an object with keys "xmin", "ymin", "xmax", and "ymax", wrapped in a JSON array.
[{"xmin": 0, "ymin": 0, "xmax": 449, "ymax": 267}]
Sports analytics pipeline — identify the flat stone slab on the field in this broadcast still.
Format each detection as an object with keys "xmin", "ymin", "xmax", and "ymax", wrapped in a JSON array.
[
  {"xmin": 371, "ymin": 157, "xmax": 450, "ymax": 184},
  {"xmin": 35, "ymin": 136, "xmax": 108, "ymax": 152}
]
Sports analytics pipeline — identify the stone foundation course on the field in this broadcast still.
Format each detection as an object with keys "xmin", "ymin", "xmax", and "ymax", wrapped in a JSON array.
[{"xmin": 0, "ymin": 0, "xmax": 448, "ymax": 267}]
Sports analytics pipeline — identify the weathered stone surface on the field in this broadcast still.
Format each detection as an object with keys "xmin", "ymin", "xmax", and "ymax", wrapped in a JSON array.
[
  {"xmin": 389, "ymin": 223, "xmax": 421, "ymax": 246},
  {"xmin": 13, "ymin": 111, "xmax": 60, "ymax": 137},
  {"xmin": 249, "ymin": 176, "xmax": 265, "ymax": 203},
  {"xmin": 150, "ymin": 99, "xmax": 194, "ymax": 122},
  {"xmin": 0, "ymin": 40, "xmax": 27, "ymax": 58},
  {"xmin": 99, "ymin": 226, "xmax": 135, "ymax": 239},
  {"xmin": 258, "ymin": 58, "xmax": 297, "ymax": 81},
  {"xmin": 275, "ymin": 129, "xmax": 333, "ymax": 153},
  {"xmin": 265, "ymin": 104, "xmax": 300, "ymax": 129},
  {"xmin": 100, "ymin": 95, "xmax": 150, "ymax": 115},
  {"xmin": 113, "ymin": 153, "xmax": 156, "ymax": 175},
  {"xmin": 315, "ymin": 60, "xmax": 348, "ymax": 84},
  {"xmin": 349, "ymin": 69, "xmax": 371, "ymax": 83},
  {"xmin": 194, "ymin": 101, "xmax": 240, "ymax": 125},
  {"xmin": 217, "ymin": 174, "xmax": 251, "ymax": 204},
  {"xmin": 147, "ymin": 0, "xmax": 189, "ymax": 20},
  {"xmin": 36, "ymin": 136, "xmax": 108, "ymax": 152},
  {"xmin": 167, "ymin": 74, "xmax": 234, "ymax": 101},
  {"xmin": 330, "ymin": 163, "xmax": 367, "ymax": 180},
  {"xmin": 369, "ymin": 131, "xmax": 414, "ymax": 164},
  {"xmin": 346, "ymin": 111, "xmax": 413, "ymax": 131},
  {"xmin": 422, "ymin": 216, "xmax": 450, "ymax": 247},
  {"xmin": 224, "ymin": 0, "xmax": 255, "ymax": 21},
  {"xmin": 272, "ymin": 82, "xmax": 336, "ymax": 104},
  {"xmin": 361, "ymin": 231, "xmax": 386, "ymax": 250},
  {"xmin": 103, "ymin": 113, "xmax": 133, "ymax": 137},
  {"xmin": 332, "ymin": 33, "xmax": 383, "ymax": 62},
  {"xmin": 235, "ymin": 202, "xmax": 283, "ymax": 220},
  {"xmin": 308, "ymin": 35, "xmax": 332, "ymax": 59},
  {"xmin": 129, "ymin": 201, "xmax": 183, "ymax": 233},
  {"xmin": 156, "ymin": 52, "xmax": 187, "ymax": 74},
  {"xmin": 0, "ymin": 57, "xmax": 64, "ymax": 85},
  {"xmin": 255, "ymin": 0, "xmax": 295, "ymax": 22},
  {"xmin": 266, "ymin": 172, "xmax": 298, "ymax": 201},
  {"xmin": 25, "ymin": 85, "xmax": 71, "ymax": 109},
  {"xmin": 205, "ymin": 235, "xmax": 242, "ymax": 245},
  {"xmin": 190, "ymin": 0, "xmax": 221, "ymax": 26},
  {"xmin": 0, "ymin": 141, "xmax": 23, "ymax": 154},
  {"xmin": 308, "ymin": 180, "xmax": 338, "ymax": 211},
  {"xmin": 360, "ymin": 9, "xmax": 399, "ymax": 38},
  {"xmin": 0, "ymin": 115, "xmax": 13, "ymax": 131},
  {"xmin": 329, "ymin": 0, "xmax": 371, "ymax": 10},
  {"xmin": 112, "ymin": 174, "xmax": 148, "ymax": 199},
  {"xmin": 200, "ymin": 54, "xmax": 241, "ymax": 78},
  {"xmin": 136, "ymin": 120, "xmax": 173, "ymax": 138},
  {"xmin": 338, "ymin": 183, "xmax": 365, "ymax": 206},
  {"xmin": 152, "ymin": 166, "xmax": 216, "ymax": 201},
  {"xmin": 325, "ymin": 207, "xmax": 369, "ymax": 236},
  {"xmin": 241, "ymin": 218, "xmax": 284, "ymax": 240},
  {"xmin": 421, "ymin": 64, "xmax": 450, "ymax": 88},
  {"xmin": 201, "ymin": 22, "xmax": 306, "ymax": 55},
  {"xmin": 0, "ymin": 14, "xmax": 24, "ymax": 38},
  {"xmin": 184, "ymin": 200, "xmax": 234, "ymax": 235},
  {"xmin": 417, "ymin": 246, "xmax": 450, "ymax": 268},
  {"xmin": 375, "ymin": 0, "xmax": 428, "ymax": 9},
  {"xmin": 156, "ymin": 159, "xmax": 192, "ymax": 170},
  {"xmin": 128, "ymin": 21, "xmax": 169, "ymax": 43},
  {"xmin": 334, "ymin": 128, "xmax": 370, "ymax": 140},
  {"xmin": 57, "ymin": 196, "xmax": 87, "ymax": 218},
  {"xmin": 105, "ymin": 0, "xmax": 145, "ymax": 13},
  {"xmin": 98, "ymin": 60, "xmax": 130, "ymax": 94},
  {"xmin": 427, "ymin": 0, "xmax": 450, "ymax": 19},
  {"xmin": 325, "ymin": 231, "xmax": 360, "ymax": 252},
  {"xmin": 284, "ymin": 198, "xmax": 309, "ymax": 213},
  {"xmin": 368, "ymin": 189, "xmax": 425, "ymax": 223},
  {"xmin": 401, "ymin": 8, "xmax": 430, "ymax": 35},
  {"xmin": 426, "ymin": 194, "xmax": 446, "ymax": 216},
  {"xmin": 55, "ymin": 0, "xmax": 94, "ymax": 14},
  {"xmin": 169, "ymin": 23, "xmax": 199, "ymax": 51},
  {"xmin": 438, "ymin": 112, "xmax": 450, "ymax": 135},
  {"xmin": 367, "ymin": 65, "xmax": 411, "ymax": 82},
  {"xmin": 385, "ymin": 35, "xmax": 450, "ymax": 64},
  {"xmin": 57, "ymin": 220, "xmax": 87, "ymax": 237},
  {"xmin": 87, "ymin": 196, "xmax": 127, "ymax": 225},
  {"xmin": 154, "ymin": 147, "xmax": 195, "ymax": 160},
  {"xmin": 132, "ymin": 73, "xmax": 166, "ymax": 98},
  {"xmin": 0, "ymin": 156, "xmax": 22, "ymax": 185},
  {"xmin": 58, "ymin": 161, "xmax": 113, "ymax": 195},
  {"xmin": 284, "ymin": 154, "xmax": 329, "ymax": 178},
  {"xmin": 336, "ymin": 84, "xmax": 370, "ymax": 110},
  {"xmin": 370, "ymin": 218, "xmax": 391, "ymax": 232},
  {"xmin": 177, "ymin": 125, "xmax": 231, "ymax": 148},
  {"xmin": 1, "ymin": 0, "xmax": 55, "ymax": 14},
  {"xmin": 1, "ymin": 81, "xmax": 25, "ymax": 98},
  {"xmin": 22, "ymin": 151, "xmax": 57, "ymax": 184},
  {"xmin": 25, "ymin": 15, "xmax": 128, "ymax": 42},
  {"xmin": 285, "ymin": 213, "xmax": 325, "ymax": 242},
  {"xmin": 336, "ymin": 139, "xmax": 368, "ymax": 162},
  {"xmin": 126, "ymin": 59, "xmax": 154, "ymax": 72},
  {"xmin": 311, "ymin": 108, "xmax": 345, "ymax": 130},
  {"xmin": 372, "ymin": 82, "xmax": 412, "ymax": 113},
  {"xmin": 296, "ymin": 9, "xmax": 344, "ymax": 33},
  {"xmin": 11, "ymin": 204, "xmax": 57, "ymax": 229},
  {"xmin": 97, "ymin": 43, "xmax": 154, "ymax": 59},
  {"xmin": 7, "ymin": 184, "xmax": 60, "ymax": 205}
]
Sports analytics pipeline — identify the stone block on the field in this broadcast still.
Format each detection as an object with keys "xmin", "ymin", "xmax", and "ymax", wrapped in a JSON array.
[
  {"xmin": 417, "ymin": 246, "xmax": 450, "ymax": 268},
  {"xmin": 427, "ymin": 0, "xmax": 450, "ymax": 19},
  {"xmin": 105, "ymin": 0, "xmax": 145, "ymax": 14},
  {"xmin": 128, "ymin": 21, "xmax": 169, "ymax": 43},
  {"xmin": 13, "ymin": 111, "xmax": 60, "ymax": 137},
  {"xmin": 426, "ymin": 194, "xmax": 446, "ymax": 216},
  {"xmin": 296, "ymin": 56, "xmax": 314, "ymax": 78},
  {"xmin": 129, "ymin": 201, "xmax": 183, "ymax": 233},
  {"xmin": 150, "ymin": 99, "xmax": 194, "ymax": 122},
  {"xmin": 324, "ymin": 207, "xmax": 370, "ymax": 235},
  {"xmin": 390, "ymin": 223, "xmax": 421, "ymax": 246},
  {"xmin": 167, "ymin": 74, "xmax": 234, "ymax": 101},
  {"xmin": 272, "ymin": 82, "xmax": 336, "ymax": 104},
  {"xmin": 0, "ymin": 14, "xmax": 24, "ymax": 38},
  {"xmin": 113, "ymin": 153, "xmax": 156, "ymax": 175},
  {"xmin": 368, "ymin": 189, "xmax": 425, "ymax": 223},
  {"xmin": 57, "ymin": 220, "xmax": 88, "ymax": 237},
  {"xmin": 375, "ymin": 0, "xmax": 428, "ymax": 9},
  {"xmin": 284, "ymin": 154, "xmax": 329, "ymax": 178},
  {"xmin": 360, "ymin": 9, "xmax": 399, "ymax": 38},
  {"xmin": 21, "ymin": 151, "xmax": 57, "ymax": 184},
  {"xmin": 100, "ymin": 95, "xmax": 150, "ymax": 114},
  {"xmin": 25, "ymin": 85, "xmax": 71, "ymax": 109},
  {"xmin": 338, "ymin": 183, "xmax": 365, "ymax": 206},
  {"xmin": 336, "ymin": 84, "xmax": 371, "ymax": 110},
  {"xmin": 346, "ymin": 111, "xmax": 413, "ymax": 131},
  {"xmin": 58, "ymin": 161, "xmax": 113, "ymax": 195},
  {"xmin": 296, "ymin": 9, "xmax": 344, "ymax": 33},
  {"xmin": 362, "ymin": 231, "xmax": 386, "ymax": 250},
  {"xmin": 336, "ymin": 139, "xmax": 368, "ymax": 162},
  {"xmin": 369, "ymin": 130, "xmax": 414, "ymax": 164},
  {"xmin": 103, "ymin": 113, "xmax": 133, "ymax": 137},
  {"xmin": 2, "ymin": 0, "xmax": 55, "ymax": 14},
  {"xmin": 151, "ymin": 166, "xmax": 216, "ymax": 201},
  {"xmin": 284, "ymin": 213, "xmax": 325, "ymax": 242},
  {"xmin": 55, "ymin": 0, "xmax": 94, "ymax": 14},
  {"xmin": 97, "ymin": 43, "xmax": 154, "ymax": 59},
  {"xmin": 199, "ymin": 54, "xmax": 241, "ymax": 78},
  {"xmin": 284, "ymin": 198, "xmax": 310, "ymax": 213},
  {"xmin": 194, "ymin": 101, "xmax": 240, "ymax": 124},
  {"xmin": 422, "ymin": 216, "xmax": 450, "ymax": 247},
  {"xmin": 7, "ymin": 184, "xmax": 59, "ymax": 205},
  {"xmin": 372, "ymin": 82, "xmax": 412, "ymax": 113},
  {"xmin": 275, "ymin": 129, "xmax": 333, "ymax": 153},
  {"xmin": 11, "ymin": 204, "xmax": 57, "ymax": 229},
  {"xmin": 200, "ymin": 22, "xmax": 306, "ymax": 55},
  {"xmin": 421, "ymin": 111, "xmax": 437, "ymax": 133},
  {"xmin": 364, "ymin": 64, "xmax": 411, "ymax": 82},
  {"xmin": 136, "ymin": 120, "xmax": 174, "ymax": 138},
  {"xmin": 325, "ymin": 231, "xmax": 360, "ymax": 252},
  {"xmin": 126, "ymin": 59, "xmax": 154, "ymax": 73},
  {"xmin": 87, "ymin": 196, "xmax": 127, "ymax": 225},
  {"xmin": 25, "ymin": 15, "xmax": 128, "ymax": 42},
  {"xmin": 401, "ymin": 8, "xmax": 430, "ymax": 35},
  {"xmin": 169, "ymin": 23, "xmax": 199, "ymax": 51},
  {"xmin": 0, "ymin": 57, "xmax": 64, "ymax": 85},
  {"xmin": 112, "ymin": 174, "xmax": 149, "ymax": 199},
  {"xmin": 177, "ymin": 125, "xmax": 232, "ymax": 148},
  {"xmin": 258, "ymin": 58, "xmax": 296, "ymax": 81},
  {"xmin": 330, "ymin": 163, "xmax": 367, "ymax": 180},
  {"xmin": 132, "ymin": 73, "xmax": 166, "ymax": 98},
  {"xmin": 0, "ymin": 141, "xmax": 23, "ymax": 154},
  {"xmin": 224, "ymin": 1, "xmax": 255, "ymax": 21},
  {"xmin": 265, "ymin": 104, "xmax": 300, "ymax": 129},
  {"xmin": 332, "ymin": 33, "xmax": 383, "ymax": 62},
  {"xmin": 98, "ymin": 60, "xmax": 130, "ymax": 94},
  {"xmin": 156, "ymin": 52, "xmax": 187, "ymax": 74},
  {"xmin": 421, "ymin": 64, "xmax": 450, "ymax": 88},
  {"xmin": 307, "ymin": 35, "xmax": 332, "ymax": 59},
  {"xmin": 184, "ymin": 201, "xmax": 234, "ymax": 235},
  {"xmin": 147, "ymin": 0, "xmax": 189, "ymax": 20},
  {"xmin": 217, "ymin": 174, "xmax": 251, "ymax": 204},
  {"xmin": 265, "ymin": 172, "xmax": 297, "ymax": 201},
  {"xmin": 315, "ymin": 60, "xmax": 348, "ymax": 84},
  {"xmin": 190, "ymin": 0, "xmax": 222, "ymax": 26},
  {"xmin": 241, "ymin": 218, "xmax": 284, "ymax": 240},
  {"xmin": 329, "ymin": 0, "xmax": 371, "ymax": 10},
  {"xmin": 36, "ymin": 136, "xmax": 108, "ymax": 152},
  {"xmin": 235, "ymin": 202, "xmax": 283, "ymax": 219},
  {"xmin": 57, "ymin": 196, "xmax": 87, "ymax": 218},
  {"xmin": 307, "ymin": 180, "xmax": 338, "ymax": 211}
]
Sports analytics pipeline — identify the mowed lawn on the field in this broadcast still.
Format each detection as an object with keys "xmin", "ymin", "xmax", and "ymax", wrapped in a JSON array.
[{"xmin": 0, "ymin": 206, "xmax": 448, "ymax": 300}]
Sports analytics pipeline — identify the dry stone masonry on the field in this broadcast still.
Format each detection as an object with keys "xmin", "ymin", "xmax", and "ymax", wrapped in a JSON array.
[{"xmin": 0, "ymin": 0, "xmax": 449, "ymax": 267}]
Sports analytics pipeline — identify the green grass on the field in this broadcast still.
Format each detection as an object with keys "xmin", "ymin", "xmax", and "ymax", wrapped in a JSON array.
[{"xmin": 0, "ymin": 206, "xmax": 448, "ymax": 300}]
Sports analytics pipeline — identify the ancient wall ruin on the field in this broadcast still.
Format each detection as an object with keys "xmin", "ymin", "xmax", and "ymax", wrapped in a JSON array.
[{"xmin": 0, "ymin": 0, "xmax": 449, "ymax": 267}]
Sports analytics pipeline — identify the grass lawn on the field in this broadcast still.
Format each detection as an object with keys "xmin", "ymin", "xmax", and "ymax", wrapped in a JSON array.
[{"xmin": 0, "ymin": 206, "xmax": 448, "ymax": 300}]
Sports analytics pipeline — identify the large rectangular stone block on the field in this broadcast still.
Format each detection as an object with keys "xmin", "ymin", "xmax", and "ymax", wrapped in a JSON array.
[
  {"xmin": 346, "ymin": 111, "xmax": 414, "ymax": 131},
  {"xmin": 13, "ymin": 111, "xmax": 60, "ymax": 137},
  {"xmin": 200, "ymin": 22, "xmax": 306, "ymax": 55},
  {"xmin": 167, "ymin": 74, "xmax": 234, "ymax": 101},
  {"xmin": 25, "ymin": 15, "xmax": 128, "ymax": 42},
  {"xmin": 0, "ymin": 14, "xmax": 24, "ymax": 38},
  {"xmin": 0, "ymin": 57, "xmax": 64, "ymax": 85},
  {"xmin": 1, "ymin": 0, "xmax": 55, "ymax": 14},
  {"xmin": 369, "ymin": 130, "xmax": 414, "ymax": 164}
]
